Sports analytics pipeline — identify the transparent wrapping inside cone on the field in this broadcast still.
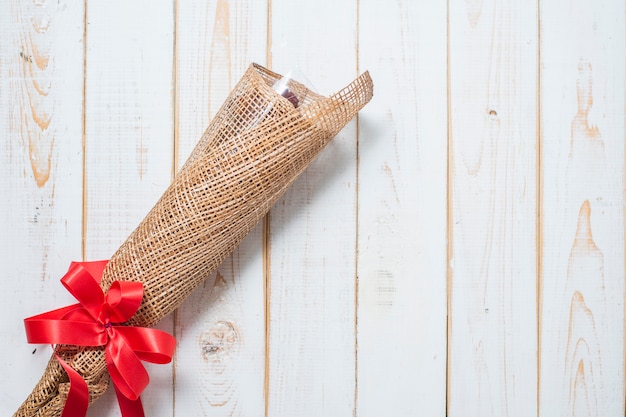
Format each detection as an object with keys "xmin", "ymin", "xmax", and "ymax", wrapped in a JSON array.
[
  {"xmin": 14, "ymin": 63, "xmax": 373, "ymax": 417},
  {"xmin": 271, "ymin": 67, "xmax": 315, "ymax": 108}
]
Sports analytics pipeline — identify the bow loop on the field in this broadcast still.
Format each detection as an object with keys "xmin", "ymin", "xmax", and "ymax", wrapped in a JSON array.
[
  {"xmin": 102, "ymin": 281, "xmax": 144, "ymax": 324},
  {"xmin": 61, "ymin": 262, "xmax": 106, "ymax": 321}
]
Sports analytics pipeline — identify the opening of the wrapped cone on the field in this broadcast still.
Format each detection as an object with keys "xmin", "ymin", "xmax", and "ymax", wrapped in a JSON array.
[{"xmin": 250, "ymin": 63, "xmax": 374, "ymax": 122}]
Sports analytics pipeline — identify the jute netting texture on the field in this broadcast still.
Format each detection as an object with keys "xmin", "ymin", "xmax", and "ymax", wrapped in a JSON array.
[{"xmin": 14, "ymin": 63, "xmax": 374, "ymax": 417}]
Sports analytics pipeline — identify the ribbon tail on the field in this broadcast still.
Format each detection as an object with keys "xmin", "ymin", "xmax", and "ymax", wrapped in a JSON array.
[
  {"xmin": 106, "ymin": 330, "xmax": 150, "ymax": 400},
  {"xmin": 56, "ymin": 354, "xmax": 89, "ymax": 417},
  {"xmin": 114, "ymin": 385, "xmax": 145, "ymax": 417}
]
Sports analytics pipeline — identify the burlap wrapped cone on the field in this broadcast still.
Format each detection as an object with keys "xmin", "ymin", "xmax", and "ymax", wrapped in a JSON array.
[{"xmin": 14, "ymin": 63, "xmax": 373, "ymax": 417}]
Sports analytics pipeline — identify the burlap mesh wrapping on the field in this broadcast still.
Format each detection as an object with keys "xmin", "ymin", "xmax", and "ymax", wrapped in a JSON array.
[{"xmin": 14, "ymin": 63, "xmax": 373, "ymax": 417}]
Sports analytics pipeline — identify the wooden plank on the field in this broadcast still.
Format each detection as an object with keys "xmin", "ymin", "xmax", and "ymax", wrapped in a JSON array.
[
  {"xmin": 0, "ymin": 0, "xmax": 85, "ymax": 414},
  {"xmin": 174, "ymin": 0, "xmax": 268, "ymax": 161},
  {"xmin": 265, "ymin": 1, "xmax": 358, "ymax": 416},
  {"xmin": 82, "ymin": 1, "xmax": 175, "ymax": 415},
  {"xmin": 356, "ymin": 0, "xmax": 448, "ymax": 416},
  {"xmin": 539, "ymin": 0, "xmax": 625, "ymax": 415},
  {"xmin": 447, "ymin": 0, "xmax": 538, "ymax": 416},
  {"xmin": 173, "ymin": 0, "xmax": 267, "ymax": 415}
]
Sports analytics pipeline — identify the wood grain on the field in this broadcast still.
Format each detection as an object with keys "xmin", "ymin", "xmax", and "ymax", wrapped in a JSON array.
[
  {"xmin": 173, "ymin": 0, "xmax": 267, "ymax": 415},
  {"xmin": 265, "ymin": 1, "xmax": 358, "ymax": 416},
  {"xmin": 356, "ymin": 0, "xmax": 448, "ymax": 416},
  {"xmin": 539, "ymin": 0, "xmax": 625, "ymax": 415},
  {"xmin": 448, "ymin": 0, "xmax": 538, "ymax": 416},
  {"xmin": 82, "ymin": 1, "xmax": 175, "ymax": 415},
  {"xmin": 0, "ymin": 0, "xmax": 84, "ymax": 414}
]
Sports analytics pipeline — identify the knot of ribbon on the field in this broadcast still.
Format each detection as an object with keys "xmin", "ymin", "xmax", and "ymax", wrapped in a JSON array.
[{"xmin": 24, "ymin": 261, "xmax": 176, "ymax": 417}]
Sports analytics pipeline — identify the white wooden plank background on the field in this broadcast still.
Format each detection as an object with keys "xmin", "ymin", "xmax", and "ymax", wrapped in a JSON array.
[
  {"xmin": 448, "ymin": 1, "xmax": 538, "ymax": 416},
  {"xmin": 357, "ymin": 0, "xmax": 448, "ymax": 415},
  {"xmin": 540, "ymin": 0, "xmax": 625, "ymax": 416},
  {"xmin": 0, "ymin": 1, "xmax": 624, "ymax": 416}
]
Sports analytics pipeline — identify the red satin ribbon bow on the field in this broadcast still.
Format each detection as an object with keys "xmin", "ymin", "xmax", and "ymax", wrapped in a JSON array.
[{"xmin": 24, "ymin": 261, "xmax": 176, "ymax": 417}]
